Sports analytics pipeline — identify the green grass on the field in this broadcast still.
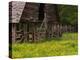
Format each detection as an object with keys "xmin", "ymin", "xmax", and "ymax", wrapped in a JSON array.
[{"xmin": 11, "ymin": 33, "xmax": 78, "ymax": 58}]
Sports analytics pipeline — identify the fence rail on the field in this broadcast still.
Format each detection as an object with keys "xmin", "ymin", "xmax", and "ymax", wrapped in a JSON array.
[{"xmin": 15, "ymin": 24, "xmax": 78, "ymax": 42}]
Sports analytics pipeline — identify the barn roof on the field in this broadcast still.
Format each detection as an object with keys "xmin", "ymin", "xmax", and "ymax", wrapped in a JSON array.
[
  {"xmin": 9, "ymin": 1, "xmax": 26, "ymax": 23},
  {"xmin": 9, "ymin": 1, "xmax": 59, "ymax": 23}
]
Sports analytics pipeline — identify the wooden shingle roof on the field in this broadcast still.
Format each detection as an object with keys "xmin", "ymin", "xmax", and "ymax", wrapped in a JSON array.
[
  {"xmin": 9, "ymin": 1, "xmax": 26, "ymax": 23},
  {"xmin": 9, "ymin": 1, "xmax": 59, "ymax": 23}
]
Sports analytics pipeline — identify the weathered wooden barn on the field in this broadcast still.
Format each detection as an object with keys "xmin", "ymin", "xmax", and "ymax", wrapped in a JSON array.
[{"xmin": 9, "ymin": 1, "xmax": 62, "ymax": 43}]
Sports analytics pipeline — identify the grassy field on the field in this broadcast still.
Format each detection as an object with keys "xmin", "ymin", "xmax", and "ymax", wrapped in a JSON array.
[{"xmin": 11, "ymin": 33, "xmax": 78, "ymax": 58}]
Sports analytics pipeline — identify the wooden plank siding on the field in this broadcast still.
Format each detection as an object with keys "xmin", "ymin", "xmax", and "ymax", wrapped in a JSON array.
[{"xmin": 9, "ymin": 2, "xmax": 62, "ymax": 43}]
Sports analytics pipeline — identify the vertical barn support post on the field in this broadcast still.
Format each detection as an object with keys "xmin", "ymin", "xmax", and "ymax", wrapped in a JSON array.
[
  {"xmin": 23, "ymin": 23, "xmax": 26, "ymax": 42},
  {"xmin": 34, "ymin": 23, "xmax": 37, "ymax": 42},
  {"xmin": 58, "ymin": 24, "xmax": 62, "ymax": 37},
  {"xmin": 12, "ymin": 24, "xmax": 16, "ymax": 43},
  {"xmin": 51, "ymin": 23, "xmax": 53, "ymax": 38},
  {"xmin": 32, "ymin": 22, "xmax": 34, "ymax": 42},
  {"xmin": 27, "ymin": 22, "xmax": 29, "ymax": 42},
  {"xmin": 52, "ymin": 23, "xmax": 54, "ymax": 38},
  {"xmin": 25, "ymin": 23, "xmax": 27, "ymax": 42}
]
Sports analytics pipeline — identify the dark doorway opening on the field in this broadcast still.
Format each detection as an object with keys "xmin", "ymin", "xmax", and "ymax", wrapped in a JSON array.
[{"xmin": 38, "ymin": 3, "xmax": 45, "ymax": 21}]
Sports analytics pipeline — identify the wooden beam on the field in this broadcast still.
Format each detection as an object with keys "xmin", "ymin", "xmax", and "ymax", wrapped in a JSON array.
[
  {"xmin": 27, "ymin": 22, "xmax": 29, "ymax": 41},
  {"xmin": 12, "ymin": 23, "xmax": 16, "ymax": 43}
]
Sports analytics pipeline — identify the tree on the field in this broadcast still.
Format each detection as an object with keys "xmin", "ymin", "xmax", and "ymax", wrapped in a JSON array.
[{"xmin": 58, "ymin": 5, "xmax": 78, "ymax": 26}]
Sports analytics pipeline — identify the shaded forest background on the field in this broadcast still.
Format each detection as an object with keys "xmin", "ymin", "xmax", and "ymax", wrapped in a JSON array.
[{"xmin": 58, "ymin": 5, "xmax": 78, "ymax": 26}]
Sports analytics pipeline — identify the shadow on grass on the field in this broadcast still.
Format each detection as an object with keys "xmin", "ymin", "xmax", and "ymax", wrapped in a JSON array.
[
  {"xmin": 24, "ymin": 37, "xmax": 62, "ymax": 44},
  {"xmin": 14, "ymin": 32, "xmax": 78, "ymax": 44}
]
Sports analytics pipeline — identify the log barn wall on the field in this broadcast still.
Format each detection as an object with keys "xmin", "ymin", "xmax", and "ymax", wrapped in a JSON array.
[{"xmin": 9, "ymin": 1, "xmax": 61, "ymax": 43}]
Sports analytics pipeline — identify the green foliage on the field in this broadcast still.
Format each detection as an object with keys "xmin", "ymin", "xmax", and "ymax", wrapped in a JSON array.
[
  {"xmin": 11, "ymin": 33, "xmax": 78, "ymax": 58},
  {"xmin": 58, "ymin": 5, "xmax": 78, "ymax": 26}
]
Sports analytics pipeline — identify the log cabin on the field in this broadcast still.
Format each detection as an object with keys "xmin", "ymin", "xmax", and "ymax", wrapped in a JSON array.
[{"xmin": 9, "ymin": 1, "xmax": 62, "ymax": 43}]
